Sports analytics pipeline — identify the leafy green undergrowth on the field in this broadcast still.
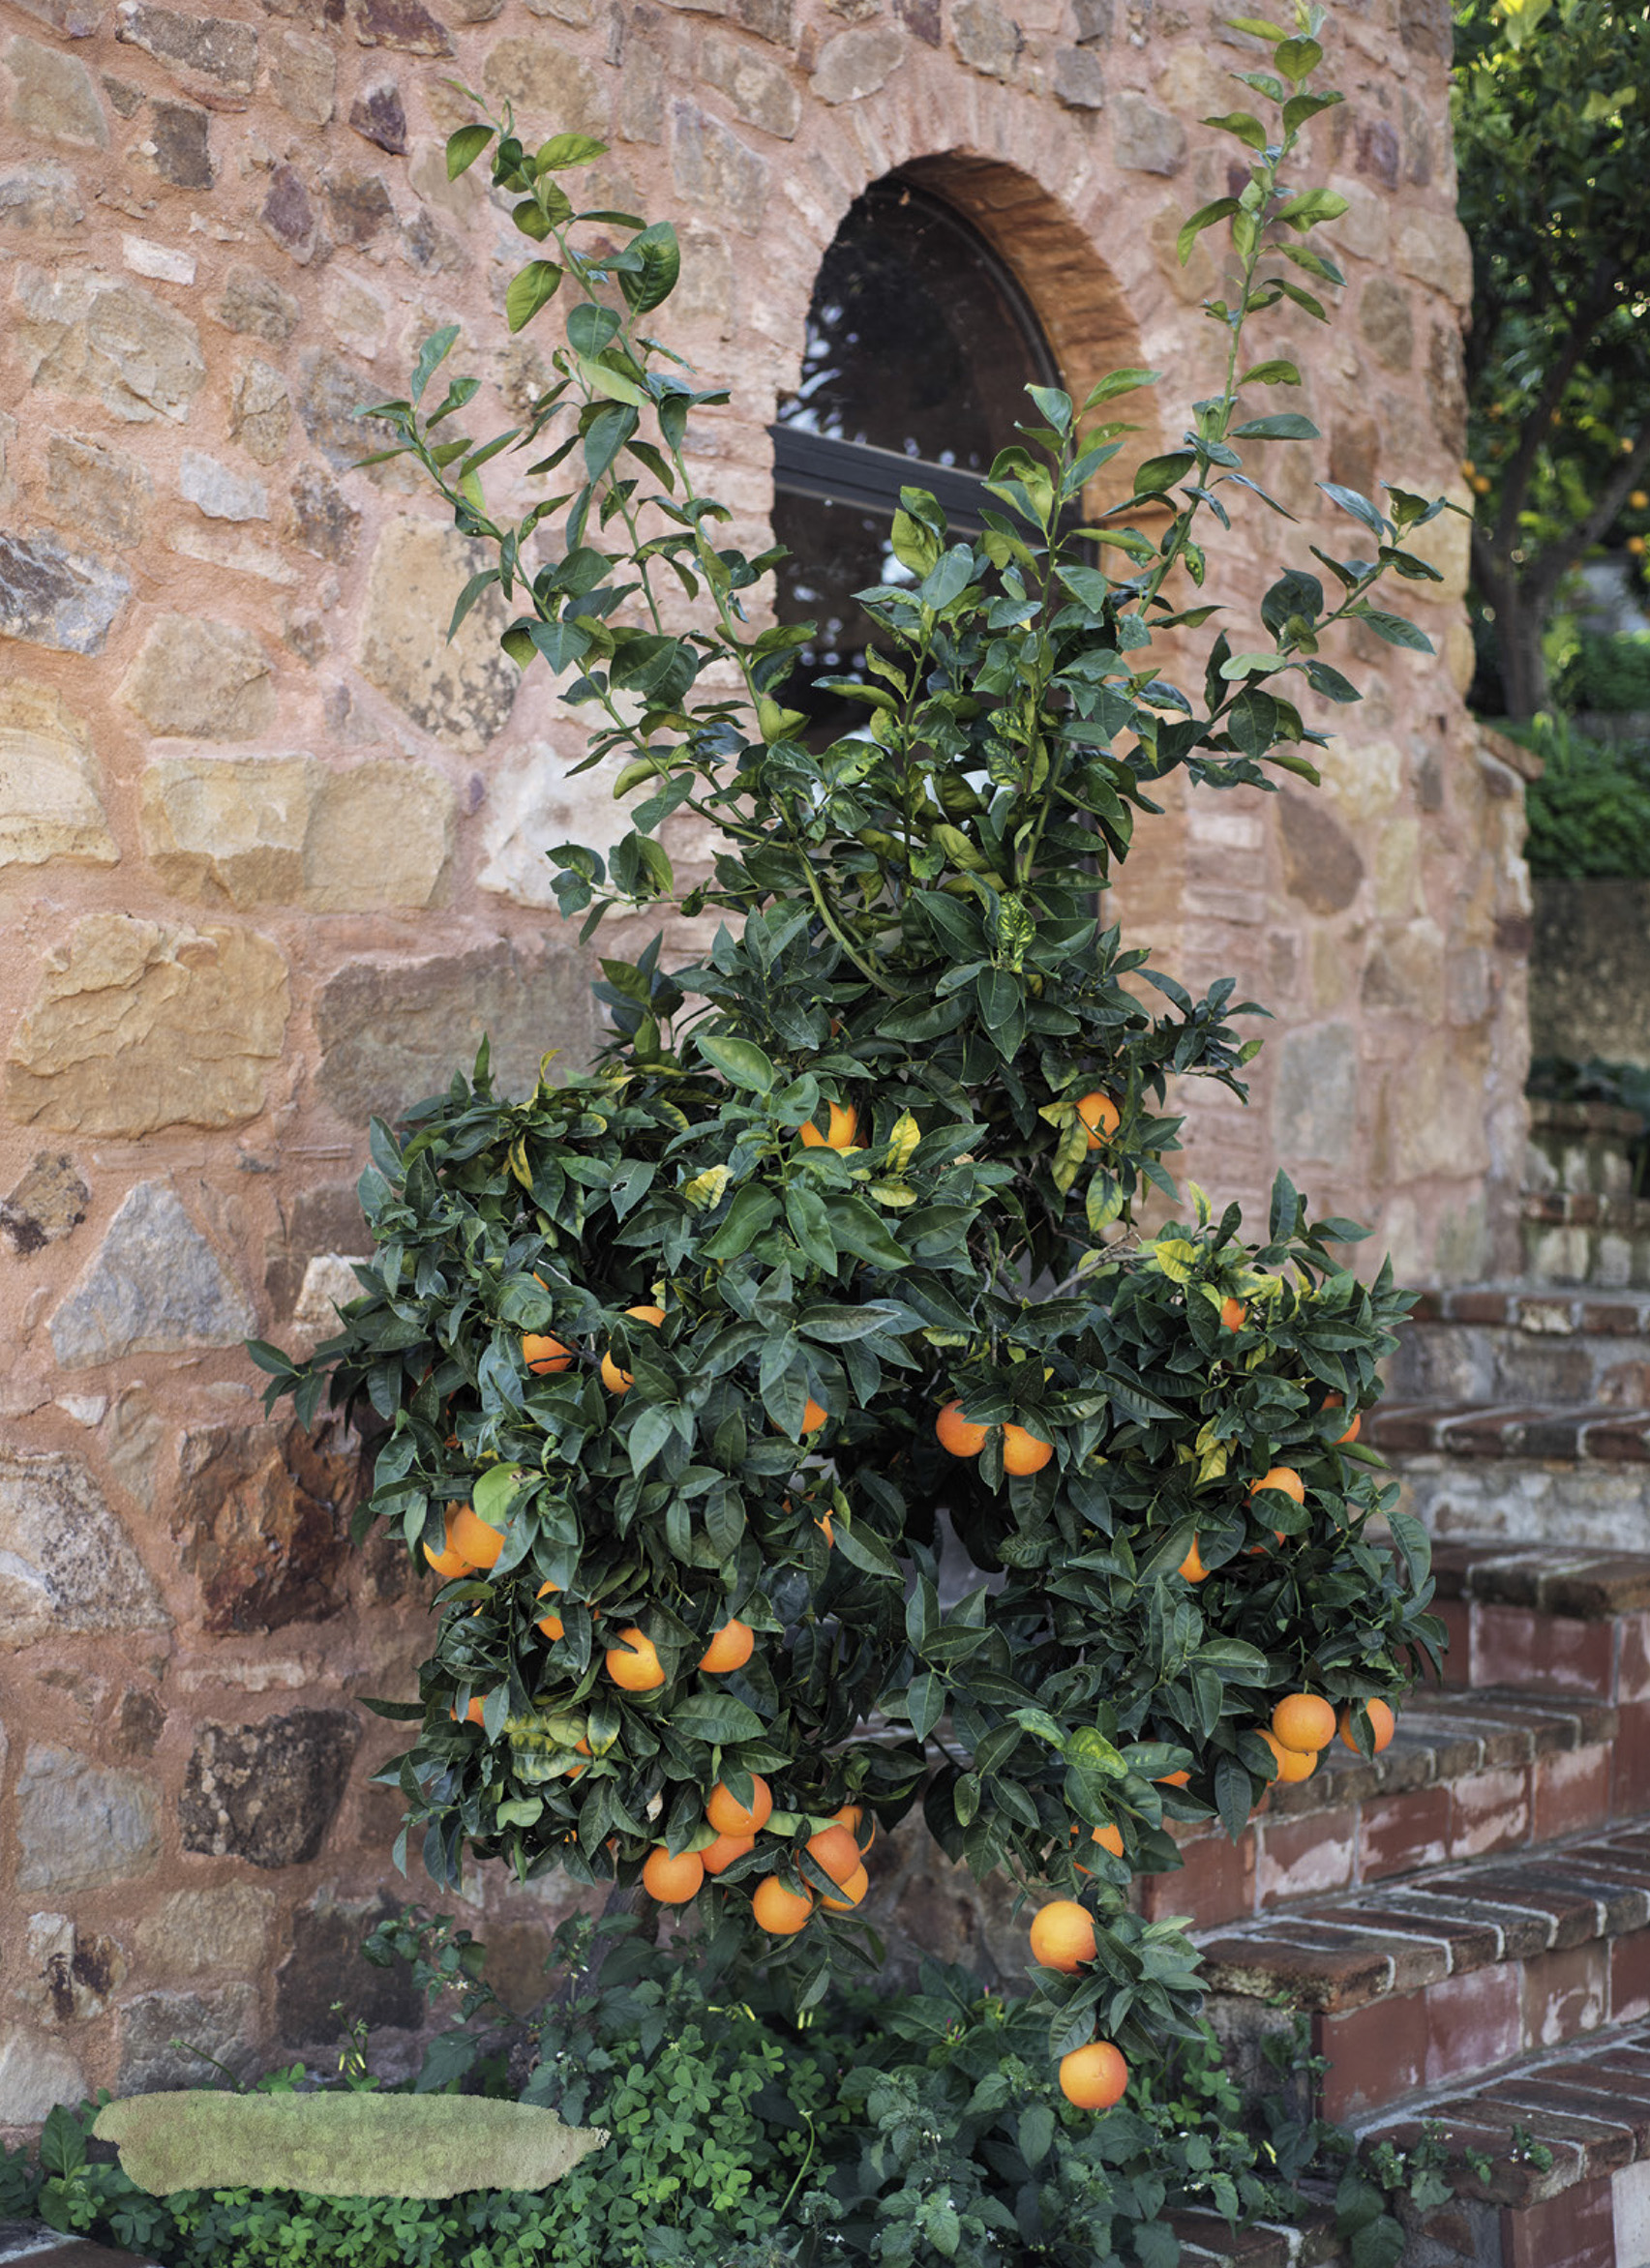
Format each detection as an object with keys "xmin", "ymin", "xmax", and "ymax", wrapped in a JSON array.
[
  {"xmin": 1514, "ymin": 710, "xmax": 1650, "ymax": 878},
  {"xmin": 1553, "ymin": 629, "xmax": 1650, "ymax": 717},
  {"xmin": 1, "ymin": 1915, "xmax": 1378, "ymax": 2268}
]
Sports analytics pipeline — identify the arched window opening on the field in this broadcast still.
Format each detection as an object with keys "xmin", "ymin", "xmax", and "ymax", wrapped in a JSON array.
[{"xmin": 770, "ymin": 178, "xmax": 1062, "ymax": 743}]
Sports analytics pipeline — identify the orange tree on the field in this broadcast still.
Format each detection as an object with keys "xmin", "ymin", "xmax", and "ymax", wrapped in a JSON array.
[{"xmin": 257, "ymin": 7, "xmax": 1448, "ymax": 2085}]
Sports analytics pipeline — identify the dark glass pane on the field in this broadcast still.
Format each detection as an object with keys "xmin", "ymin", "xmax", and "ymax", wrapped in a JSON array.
[
  {"xmin": 770, "ymin": 493, "xmax": 915, "ymax": 742},
  {"xmin": 775, "ymin": 183, "xmax": 1050, "ymax": 469}
]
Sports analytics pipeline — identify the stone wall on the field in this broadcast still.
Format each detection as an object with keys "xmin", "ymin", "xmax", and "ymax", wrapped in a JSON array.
[
  {"xmin": 1531, "ymin": 879, "xmax": 1650, "ymax": 1071},
  {"xmin": 0, "ymin": 0, "xmax": 1515, "ymax": 2120}
]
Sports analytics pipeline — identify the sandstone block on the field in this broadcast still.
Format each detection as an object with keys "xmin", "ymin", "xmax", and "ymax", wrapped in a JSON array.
[
  {"xmin": 1273, "ymin": 1020, "xmax": 1359, "ymax": 1167},
  {"xmin": 291, "ymin": 1252, "xmax": 368, "ymax": 1331},
  {"xmin": 358, "ymin": 515, "xmax": 519, "ymax": 748},
  {"xmin": 670, "ymin": 99, "xmax": 767, "ymax": 232},
  {"xmin": 119, "ymin": 612, "xmax": 275, "ymax": 737},
  {"xmin": 216, "ymin": 262, "xmax": 298, "ymax": 342},
  {"xmin": 15, "ymin": 265, "xmax": 206, "ymax": 421},
  {"xmin": 348, "ymin": 75, "xmax": 406, "ymax": 151},
  {"xmin": 46, "ymin": 430, "xmax": 153, "ymax": 549},
  {"xmin": 146, "ymin": 92, "xmax": 213, "ymax": 183},
  {"xmin": 482, "ymin": 34, "xmax": 608, "ymax": 133},
  {"xmin": 7, "ymin": 913, "xmax": 289, "ymax": 1135},
  {"xmin": 702, "ymin": 28, "xmax": 800, "ymax": 134},
  {"xmin": 180, "ymin": 1708, "xmax": 361, "ymax": 1867},
  {"xmin": 286, "ymin": 463, "xmax": 360, "ymax": 559},
  {"xmin": 105, "ymin": 1385, "xmax": 165, "ymax": 1512},
  {"xmin": 228, "ymin": 357, "xmax": 291, "ymax": 464},
  {"xmin": 7, "ymin": 32, "xmax": 108, "ymax": 146},
  {"xmin": 263, "ymin": 1180, "xmax": 368, "ymax": 1314},
  {"xmin": 16, "ymin": 1744, "xmax": 161, "ymax": 1892},
  {"xmin": 1277, "ymin": 790, "xmax": 1364, "ymax": 914},
  {"xmin": 0, "ymin": 1447, "xmax": 168, "ymax": 1648},
  {"xmin": 136, "ymin": 1886, "xmax": 277, "ymax": 1978},
  {"xmin": 48, "ymin": 1179, "xmax": 255, "ymax": 1366},
  {"xmin": 0, "ymin": 528, "xmax": 130, "ymax": 655},
  {"xmin": 1317, "ymin": 734, "xmax": 1404, "ymax": 822},
  {"xmin": 0, "ymin": 157, "xmax": 85, "ymax": 228},
  {"xmin": 1112, "ymin": 89, "xmax": 1185, "ymax": 172},
  {"xmin": 315, "ymin": 938, "xmax": 603, "ymax": 1121},
  {"xmin": 811, "ymin": 21, "xmax": 904, "ymax": 103},
  {"xmin": 1053, "ymin": 45, "xmax": 1105, "ymax": 107},
  {"xmin": 266, "ymin": 21, "xmax": 334, "ymax": 120},
  {"xmin": 175, "ymin": 1413, "xmax": 360, "ymax": 1633},
  {"xmin": 295, "ymin": 345, "xmax": 377, "ymax": 465},
  {"xmin": 1362, "ymin": 915, "xmax": 1446, "ymax": 1023},
  {"xmin": 23, "ymin": 1914, "xmax": 128, "ymax": 2023},
  {"xmin": 616, "ymin": 37, "xmax": 665, "ymax": 140},
  {"xmin": 1, "ymin": 1150, "xmax": 90, "ymax": 1253},
  {"xmin": 0, "ymin": 2027, "xmax": 86, "ymax": 2124},
  {"xmin": 180, "ymin": 447, "xmax": 269, "ymax": 522},
  {"xmin": 114, "ymin": 0, "xmax": 258, "ymax": 90},
  {"xmin": 1386, "ymin": 1031, "xmax": 1491, "ymax": 1179},
  {"xmin": 276, "ymin": 1894, "xmax": 423, "ymax": 2045},
  {"xmin": 118, "ymin": 1984, "xmax": 259, "ymax": 2092},
  {"xmin": 0, "ymin": 678, "xmax": 117, "ymax": 866},
  {"xmin": 950, "ymin": 0, "xmax": 1019, "ymax": 76},
  {"xmin": 1359, "ymin": 274, "xmax": 1414, "ymax": 373},
  {"xmin": 349, "ymin": 0, "xmax": 453, "ymax": 52}
]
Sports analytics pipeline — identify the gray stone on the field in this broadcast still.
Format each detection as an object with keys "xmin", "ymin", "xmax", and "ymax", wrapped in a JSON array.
[
  {"xmin": 702, "ymin": 29, "xmax": 800, "ymax": 134},
  {"xmin": 1427, "ymin": 319, "xmax": 1467, "ymax": 453},
  {"xmin": 1272, "ymin": 1021, "xmax": 1359, "ymax": 1167},
  {"xmin": 105, "ymin": 1385, "xmax": 165, "ymax": 1511},
  {"xmin": 0, "ymin": 529, "xmax": 130, "ymax": 655},
  {"xmin": 180, "ymin": 448, "xmax": 269, "ymax": 522},
  {"xmin": 0, "ymin": 2027, "xmax": 86, "ymax": 2124},
  {"xmin": 118, "ymin": 612, "xmax": 275, "ymax": 738},
  {"xmin": 7, "ymin": 33, "xmax": 109, "ymax": 146},
  {"xmin": 1399, "ymin": 0, "xmax": 1451, "ymax": 56},
  {"xmin": 1, "ymin": 1152, "xmax": 90, "ymax": 1253},
  {"xmin": 48, "ymin": 1179, "xmax": 256, "ymax": 1368},
  {"xmin": 264, "ymin": 1180, "xmax": 368, "ymax": 1313},
  {"xmin": 45, "ymin": 431, "xmax": 153, "ymax": 550},
  {"xmin": 104, "ymin": 72, "xmax": 147, "ymax": 114},
  {"xmin": 216, "ymin": 262, "xmax": 298, "ymax": 343},
  {"xmin": 0, "ymin": 157, "xmax": 86, "ymax": 228},
  {"xmin": 148, "ymin": 94, "xmax": 214, "ymax": 184},
  {"xmin": 1277, "ymin": 791, "xmax": 1364, "ymax": 914},
  {"xmin": 616, "ymin": 36, "xmax": 665, "ymax": 139},
  {"xmin": 16, "ymin": 1744, "xmax": 161, "ymax": 1891},
  {"xmin": 12, "ymin": 0, "xmax": 103, "ymax": 33},
  {"xmin": 0, "ymin": 678, "xmax": 118, "ymax": 866},
  {"xmin": 15, "ymin": 266, "xmax": 206, "ymax": 421},
  {"xmin": 1355, "ymin": 114, "xmax": 1400, "ymax": 190},
  {"xmin": 286, "ymin": 463, "xmax": 359, "ymax": 559},
  {"xmin": 260, "ymin": 160, "xmax": 317, "ymax": 256},
  {"xmin": 136, "ymin": 1885, "xmax": 276, "ymax": 1977},
  {"xmin": 295, "ymin": 345, "xmax": 379, "ymax": 466},
  {"xmin": 357, "ymin": 514, "xmax": 519, "ymax": 747},
  {"xmin": 180, "ymin": 1709, "xmax": 361, "ymax": 1867},
  {"xmin": 671, "ymin": 100, "xmax": 767, "ymax": 232},
  {"xmin": 228, "ymin": 357, "xmax": 291, "ymax": 464},
  {"xmin": 1053, "ymin": 44, "xmax": 1104, "ymax": 107},
  {"xmin": 117, "ymin": 1985, "xmax": 259, "ymax": 2093},
  {"xmin": 0, "ymin": 1447, "xmax": 167, "ymax": 1647},
  {"xmin": 1071, "ymin": 0, "xmax": 1110, "ymax": 36},
  {"xmin": 23, "ymin": 1914, "xmax": 128, "ymax": 2022},
  {"xmin": 810, "ymin": 21, "xmax": 904, "ymax": 102},
  {"xmin": 893, "ymin": 0, "xmax": 939, "ymax": 45},
  {"xmin": 950, "ymin": 0, "xmax": 1019, "ymax": 76},
  {"xmin": 266, "ymin": 22, "xmax": 334, "ymax": 120},
  {"xmin": 316, "ymin": 938, "xmax": 602, "ymax": 1120},
  {"xmin": 115, "ymin": 0, "xmax": 258, "ymax": 90},
  {"xmin": 348, "ymin": 75, "xmax": 405, "ymax": 151},
  {"xmin": 349, "ymin": 0, "xmax": 453, "ymax": 52},
  {"xmin": 1360, "ymin": 275, "xmax": 1415, "ymax": 373},
  {"xmin": 1112, "ymin": 88, "xmax": 1185, "ymax": 172},
  {"xmin": 276, "ymin": 1895, "xmax": 423, "ymax": 2045},
  {"xmin": 324, "ymin": 169, "xmax": 396, "ymax": 246}
]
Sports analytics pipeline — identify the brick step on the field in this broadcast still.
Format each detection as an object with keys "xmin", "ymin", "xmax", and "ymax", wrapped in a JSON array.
[
  {"xmin": 1430, "ymin": 1539, "xmax": 1650, "ymax": 1717},
  {"xmin": 1196, "ymin": 1819, "xmax": 1650, "ymax": 2124},
  {"xmin": 1392, "ymin": 1287, "xmax": 1650, "ymax": 1405},
  {"xmin": 1356, "ymin": 2016, "xmax": 1650, "ymax": 2268},
  {"xmin": 1139, "ymin": 1686, "xmax": 1622, "ymax": 1935},
  {"xmin": 1370, "ymin": 1398, "xmax": 1650, "ymax": 1554}
]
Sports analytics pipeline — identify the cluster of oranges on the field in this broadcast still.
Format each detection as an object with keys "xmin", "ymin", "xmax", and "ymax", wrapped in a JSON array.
[
  {"xmin": 638, "ymin": 1779, "xmax": 874, "ymax": 1931},
  {"xmin": 1256, "ymin": 1690, "xmax": 1395, "ymax": 1786},
  {"xmin": 1027, "ymin": 1900, "xmax": 1129, "ymax": 2108},
  {"xmin": 936, "ymin": 1399, "xmax": 1054, "ymax": 1477}
]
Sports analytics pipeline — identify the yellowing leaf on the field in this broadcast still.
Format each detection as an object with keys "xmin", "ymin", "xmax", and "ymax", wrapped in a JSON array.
[
  {"xmin": 887, "ymin": 1111, "xmax": 921, "ymax": 1171},
  {"xmin": 681, "ymin": 1165, "xmax": 731, "ymax": 1212},
  {"xmin": 1148, "ymin": 1237, "xmax": 1199, "ymax": 1284}
]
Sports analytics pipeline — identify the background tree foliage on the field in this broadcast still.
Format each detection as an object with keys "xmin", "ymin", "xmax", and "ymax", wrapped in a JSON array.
[
  {"xmin": 1455, "ymin": 0, "xmax": 1650, "ymax": 718},
  {"xmin": 260, "ymin": 12, "xmax": 1446, "ymax": 2074}
]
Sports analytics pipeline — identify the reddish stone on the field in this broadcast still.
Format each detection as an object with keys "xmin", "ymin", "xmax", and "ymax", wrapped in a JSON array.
[
  {"xmin": 1424, "ymin": 1962, "xmax": 1523, "ymax": 2087},
  {"xmin": 349, "ymin": 0, "xmax": 452, "ymax": 51},
  {"xmin": 1500, "ymin": 2170, "xmax": 1614, "ymax": 2267},
  {"xmin": 1318, "ymin": 1989, "xmax": 1428, "ymax": 2120},
  {"xmin": 1255, "ymin": 1806, "xmax": 1355, "ymax": 1908},
  {"xmin": 1470, "ymin": 1603, "xmax": 1615, "ymax": 1697},
  {"xmin": 1449, "ymin": 1764, "xmax": 1530, "ymax": 1859},
  {"xmin": 1578, "ymin": 1414, "xmax": 1650, "ymax": 1461},
  {"xmin": 261, "ymin": 164, "xmax": 315, "ymax": 255},
  {"xmin": 1452, "ymin": 1291, "xmax": 1513, "ymax": 1324},
  {"xmin": 1619, "ymin": 1611, "xmax": 1650, "ymax": 1700},
  {"xmin": 1610, "ymin": 1927, "xmax": 1650, "ymax": 2022},
  {"xmin": 1361, "ymin": 1784, "xmax": 1452, "ymax": 1879},
  {"xmin": 1532, "ymin": 1745, "xmax": 1613, "ymax": 1843},
  {"xmin": 1521, "ymin": 1941, "xmax": 1608, "ymax": 2051},
  {"xmin": 1431, "ymin": 1596, "xmax": 1472, "ymax": 1686},
  {"xmin": 1580, "ymin": 1298, "xmax": 1647, "ymax": 1334}
]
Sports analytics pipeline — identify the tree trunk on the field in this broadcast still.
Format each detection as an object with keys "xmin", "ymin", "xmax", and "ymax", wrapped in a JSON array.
[{"xmin": 1496, "ymin": 583, "xmax": 1552, "ymax": 722}]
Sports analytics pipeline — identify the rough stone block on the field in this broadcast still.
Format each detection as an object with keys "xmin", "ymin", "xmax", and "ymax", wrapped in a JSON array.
[
  {"xmin": 950, "ymin": 0, "xmax": 1018, "ymax": 76},
  {"xmin": 295, "ymin": 344, "xmax": 379, "ymax": 465},
  {"xmin": 0, "ymin": 2027, "xmax": 87, "ymax": 2124},
  {"xmin": 45, "ymin": 431, "xmax": 153, "ymax": 551},
  {"xmin": 482, "ymin": 32, "xmax": 606, "ymax": 129},
  {"xmin": 47, "ymin": 1179, "xmax": 255, "ymax": 1366},
  {"xmin": 810, "ymin": 21, "xmax": 904, "ymax": 103},
  {"xmin": 700, "ymin": 28, "xmax": 800, "ymax": 134},
  {"xmin": 1272, "ymin": 1021, "xmax": 1358, "ymax": 1168},
  {"xmin": 146, "ymin": 92, "xmax": 214, "ymax": 183},
  {"xmin": 7, "ymin": 913, "xmax": 289, "ymax": 1136},
  {"xmin": 15, "ymin": 1744, "xmax": 161, "ymax": 1892},
  {"xmin": 114, "ymin": 0, "xmax": 258, "ymax": 91},
  {"xmin": 1, "ymin": 1150, "xmax": 90, "ymax": 1253},
  {"xmin": 265, "ymin": 21, "xmax": 334, "ymax": 119},
  {"xmin": 227, "ymin": 357, "xmax": 291, "ymax": 464},
  {"xmin": 216, "ymin": 263, "xmax": 299, "ymax": 342},
  {"xmin": 117, "ymin": 1984, "xmax": 260, "ymax": 2092},
  {"xmin": 1360, "ymin": 275, "xmax": 1415, "ymax": 373},
  {"xmin": 180, "ymin": 1709, "xmax": 362, "ymax": 1867},
  {"xmin": 1053, "ymin": 45, "xmax": 1105, "ymax": 107},
  {"xmin": 0, "ymin": 1447, "xmax": 168, "ymax": 1649},
  {"xmin": 0, "ymin": 529, "xmax": 130, "ymax": 655},
  {"xmin": 135, "ymin": 1885, "xmax": 277, "ymax": 1978},
  {"xmin": 119, "ymin": 612, "xmax": 275, "ymax": 737},
  {"xmin": 275, "ymin": 1894, "xmax": 424, "ymax": 2044},
  {"xmin": 0, "ymin": 679, "xmax": 117, "ymax": 866},
  {"xmin": 15, "ymin": 265, "xmax": 205, "ymax": 422},
  {"xmin": 0, "ymin": 156, "xmax": 86, "ymax": 228},
  {"xmin": 349, "ymin": 0, "xmax": 453, "ymax": 52},
  {"xmin": 174, "ymin": 1413, "xmax": 361, "ymax": 1633},
  {"xmin": 1277, "ymin": 790, "xmax": 1364, "ymax": 913},
  {"xmin": 348, "ymin": 75, "xmax": 405, "ymax": 150},
  {"xmin": 7, "ymin": 33, "xmax": 108, "ymax": 146},
  {"xmin": 22, "ymin": 1914, "xmax": 128, "ymax": 2023},
  {"xmin": 180, "ymin": 448, "xmax": 270, "ymax": 522},
  {"xmin": 1112, "ymin": 89, "xmax": 1185, "ymax": 172},
  {"xmin": 670, "ymin": 99, "xmax": 767, "ymax": 232},
  {"xmin": 357, "ymin": 515, "xmax": 519, "ymax": 748}
]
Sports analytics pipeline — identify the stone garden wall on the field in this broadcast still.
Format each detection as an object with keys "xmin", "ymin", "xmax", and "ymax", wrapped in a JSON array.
[{"xmin": 0, "ymin": 0, "xmax": 1517, "ymax": 2118}]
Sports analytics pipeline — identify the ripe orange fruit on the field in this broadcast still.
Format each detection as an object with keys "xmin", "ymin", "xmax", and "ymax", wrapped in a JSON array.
[
  {"xmin": 448, "ymin": 1500, "xmax": 505, "ymax": 1571},
  {"xmin": 699, "ymin": 1618, "xmax": 755, "ymax": 1674},
  {"xmin": 1071, "ymin": 1820, "xmax": 1125, "ymax": 1874},
  {"xmin": 536, "ymin": 1580, "xmax": 564, "ymax": 1640},
  {"xmin": 1251, "ymin": 1467, "xmax": 1305, "ymax": 1504},
  {"xmin": 752, "ymin": 1875, "xmax": 813, "ymax": 1933},
  {"xmin": 1157, "ymin": 1769, "xmax": 1191, "ymax": 1788},
  {"xmin": 820, "ymin": 1864, "xmax": 869, "ymax": 1912},
  {"xmin": 805, "ymin": 1824, "xmax": 863, "ymax": 1887},
  {"xmin": 1630, "ymin": 535, "xmax": 1647, "ymax": 558},
  {"xmin": 1219, "ymin": 1296, "xmax": 1245, "ymax": 1332},
  {"xmin": 816, "ymin": 1511, "xmax": 835, "ymax": 1549},
  {"xmin": 642, "ymin": 1845, "xmax": 705, "ymax": 1903},
  {"xmin": 1178, "ymin": 1538, "xmax": 1208, "ymax": 1582},
  {"xmin": 707, "ymin": 1774, "xmax": 773, "ymax": 1836},
  {"xmin": 800, "ymin": 1396, "xmax": 828, "ymax": 1434},
  {"xmin": 449, "ymin": 1693, "xmax": 488, "ymax": 1726},
  {"xmin": 1273, "ymin": 1693, "xmax": 1336, "ymax": 1753},
  {"xmin": 423, "ymin": 1510, "xmax": 475, "ymax": 1581},
  {"xmin": 702, "ymin": 1831, "xmax": 756, "ymax": 1875},
  {"xmin": 600, "ymin": 1304, "xmax": 665, "ymax": 1393},
  {"xmin": 1029, "ymin": 1899, "xmax": 1097, "ymax": 1973},
  {"xmin": 799, "ymin": 1101, "xmax": 858, "ymax": 1149},
  {"xmin": 1059, "ymin": 2040, "xmax": 1128, "ymax": 2109},
  {"xmin": 1075, "ymin": 1091, "xmax": 1120, "ymax": 1147},
  {"xmin": 936, "ymin": 1400, "xmax": 989, "ymax": 1457},
  {"xmin": 833, "ymin": 1802, "xmax": 876, "ymax": 1848},
  {"xmin": 522, "ymin": 1332, "xmax": 574, "ymax": 1375},
  {"xmin": 1339, "ymin": 1698, "xmax": 1395, "ymax": 1754},
  {"xmin": 1002, "ymin": 1422, "xmax": 1053, "ymax": 1476},
  {"xmin": 1275, "ymin": 1742, "xmax": 1316, "ymax": 1783},
  {"xmin": 1631, "ymin": 489, "xmax": 1649, "ymax": 510},
  {"xmin": 606, "ymin": 1626, "xmax": 666, "ymax": 1692},
  {"xmin": 1324, "ymin": 1393, "xmax": 1362, "ymax": 1446}
]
